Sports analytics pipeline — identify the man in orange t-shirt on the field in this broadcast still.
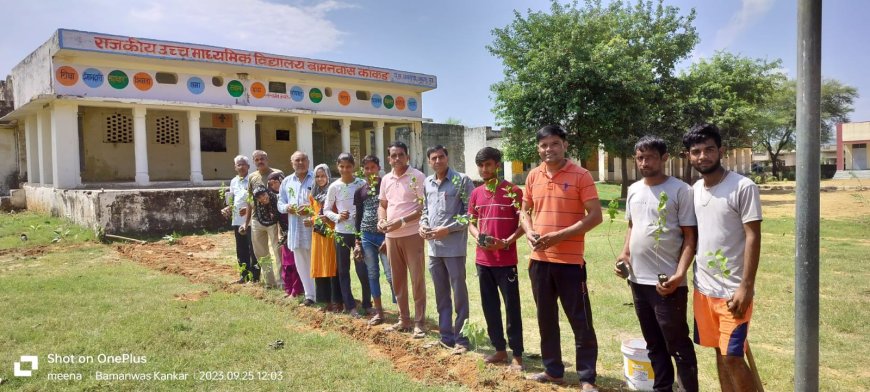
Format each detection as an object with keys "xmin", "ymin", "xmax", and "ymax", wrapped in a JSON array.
[{"xmin": 520, "ymin": 125, "xmax": 603, "ymax": 391}]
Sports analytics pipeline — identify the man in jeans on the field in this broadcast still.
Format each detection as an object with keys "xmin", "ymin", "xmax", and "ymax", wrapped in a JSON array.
[
  {"xmin": 520, "ymin": 125, "xmax": 602, "ymax": 392},
  {"xmin": 419, "ymin": 145, "xmax": 475, "ymax": 355},
  {"xmin": 378, "ymin": 141, "xmax": 427, "ymax": 339},
  {"xmin": 616, "ymin": 135, "xmax": 699, "ymax": 391},
  {"xmin": 354, "ymin": 155, "xmax": 394, "ymax": 326},
  {"xmin": 241, "ymin": 150, "xmax": 283, "ymax": 290}
]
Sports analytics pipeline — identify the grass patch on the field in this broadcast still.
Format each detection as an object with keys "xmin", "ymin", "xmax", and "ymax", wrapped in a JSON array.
[
  {"xmin": 0, "ymin": 243, "xmax": 461, "ymax": 391},
  {"xmin": 0, "ymin": 211, "xmax": 95, "ymax": 249}
]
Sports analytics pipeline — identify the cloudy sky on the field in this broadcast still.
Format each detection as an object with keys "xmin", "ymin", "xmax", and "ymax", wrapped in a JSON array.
[{"xmin": 1, "ymin": 0, "xmax": 867, "ymax": 126}]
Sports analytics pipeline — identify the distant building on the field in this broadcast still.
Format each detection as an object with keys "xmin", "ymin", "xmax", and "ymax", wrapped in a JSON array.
[{"xmin": 837, "ymin": 121, "xmax": 870, "ymax": 171}]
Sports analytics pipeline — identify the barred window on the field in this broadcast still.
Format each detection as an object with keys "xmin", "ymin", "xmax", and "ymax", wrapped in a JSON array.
[
  {"xmin": 104, "ymin": 112, "xmax": 133, "ymax": 143},
  {"xmin": 155, "ymin": 115, "xmax": 181, "ymax": 144}
]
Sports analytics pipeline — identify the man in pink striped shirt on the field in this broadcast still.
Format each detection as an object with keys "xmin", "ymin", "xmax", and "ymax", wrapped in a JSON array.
[{"xmin": 378, "ymin": 141, "xmax": 427, "ymax": 338}]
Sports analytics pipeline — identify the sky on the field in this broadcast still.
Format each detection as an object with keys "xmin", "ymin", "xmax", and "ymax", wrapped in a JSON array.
[{"xmin": 1, "ymin": 0, "xmax": 867, "ymax": 127}]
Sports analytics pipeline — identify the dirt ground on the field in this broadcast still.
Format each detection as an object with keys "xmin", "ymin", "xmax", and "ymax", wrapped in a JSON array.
[
  {"xmin": 115, "ymin": 237, "xmax": 568, "ymax": 392},
  {"xmin": 760, "ymin": 189, "xmax": 870, "ymax": 219}
]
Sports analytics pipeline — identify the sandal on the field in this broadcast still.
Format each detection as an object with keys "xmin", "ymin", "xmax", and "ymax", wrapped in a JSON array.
[
  {"xmin": 411, "ymin": 327, "xmax": 426, "ymax": 339},
  {"xmin": 367, "ymin": 314, "xmax": 384, "ymax": 326},
  {"xmin": 580, "ymin": 381, "xmax": 600, "ymax": 392},
  {"xmin": 385, "ymin": 322, "xmax": 412, "ymax": 333},
  {"xmin": 525, "ymin": 372, "xmax": 564, "ymax": 385},
  {"xmin": 451, "ymin": 345, "xmax": 469, "ymax": 355}
]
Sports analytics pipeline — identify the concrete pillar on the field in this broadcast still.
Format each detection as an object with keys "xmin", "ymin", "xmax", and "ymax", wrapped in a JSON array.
[
  {"xmin": 613, "ymin": 156, "xmax": 622, "ymax": 183},
  {"xmin": 50, "ymin": 101, "xmax": 81, "ymax": 188},
  {"xmin": 340, "ymin": 118, "xmax": 351, "ymax": 153},
  {"xmin": 503, "ymin": 161, "xmax": 513, "ymax": 183},
  {"xmin": 133, "ymin": 105, "xmax": 150, "ymax": 185},
  {"xmin": 37, "ymin": 110, "xmax": 53, "ymax": 185},
  {"xmin": 188, "ymin": 110, "xmax": 203, "ymax": 183},
  {"xmin": 24, "ymin": 115, "xmax": 39, "ymax": 184},
  {"xmin": 409, "ymin": 122, "xmax": 424, "ymax": 170},
  {"xmin": 734, "ymin": 148, "xmax": 743, "ymax": 174},
  {"xmin": 744, "ymin": 149, "xmax": 752, "ymax": 173},
  {"xmin": 296, "ymin": 115, "xmax": 314, "ymax": 159},
  {"xmin": 237, "ymin": 112, "xmax": 257, "ymax": 158},
  {"xmin": 598, "ymin": 145, "xmax": 606, "ymax": 183},
  {"xmin": 375, "ymin": 120, "xmax": 385, "ymax": 168}
]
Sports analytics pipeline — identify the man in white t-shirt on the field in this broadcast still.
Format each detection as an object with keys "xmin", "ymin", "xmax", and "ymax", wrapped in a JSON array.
[
  {"xmin": 684, "ymin": 124, "xmax": 763, "ymax": 392},
  {"xmin": 616, "ymin": 135, "xmax": 698, "ymax": 391}
]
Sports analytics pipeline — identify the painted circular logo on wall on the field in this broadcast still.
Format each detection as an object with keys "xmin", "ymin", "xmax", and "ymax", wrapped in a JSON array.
[
  {"xmin": 250, "ymin": 82, "xmax": 266, "ymax": 99},
  {"xmin": 56, "ymin": 66, "xmax": 79, "ymax": 86},
  {"xmin": 395, "ymin": 96, "xmax": 406, "ymax": 110},
  {"xmin": 408, "ymin": 98, "xmax": 418, "ymax": 111},
  {"xmin": 383, "ymin": 95, "xmax": 394, "ymax": 109},
  {"xmin": 338, "ymin": 91, "xmax": 351, "ymax": 106},
  {"xmin": 187, "ymin": 77, "xmax": 205, "ymax": 94},
  {"xmin": 309, "ymin": 88, "xmax": 323, "ymax": 103},
  {"xmin": 133, "ymin": 72, "xmax": 153, "ymax": 91},
  {"xmin": 227, "ymin": 80, "xmax": 245, "ymax": 97},
  {"xmin": 81, "ymin": 68, "xmax": 103, "ymax": 88},
  {"xmin": 371, "ymin": 94, "xmax": 382, "ymax": 108},
  {"xmin": 290, "ymin": 86, "xmax": 304, "ymax": 102},
  {"xmin": 108, "ymin": 70, "xmax": 129, "ymax": 89}
]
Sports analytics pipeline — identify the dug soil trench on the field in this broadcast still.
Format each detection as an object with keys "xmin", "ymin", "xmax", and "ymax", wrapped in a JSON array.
[{"xmin": 116, "ymin": 236, "xmax": 586, "ymax": 392}]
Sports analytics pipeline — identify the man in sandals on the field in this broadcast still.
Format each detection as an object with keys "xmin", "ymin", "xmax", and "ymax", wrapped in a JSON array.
[
  {"xmin": 378, "ymin": 141, "xmax": 427, "ymax": 339},
  {"xmin": 419, "ymin": 145, "xmax": 475, "ymax": 355},
  {"xmin": 520, "ymin": 125, "xmax": 602, "ymax": 391},
  {"xmin": 684, "ymin": 124, "xmax": 763, "ymax": 392},
  {"xmin": 467, "ymin": 146, "xmax": 525, "ymax": 369},
  {"xmin": 354, "ymin": 155, "xmax": 395, "ymax": 326}
]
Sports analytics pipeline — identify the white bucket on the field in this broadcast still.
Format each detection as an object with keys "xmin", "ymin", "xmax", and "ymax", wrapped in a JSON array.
[{"xmin": 621, "ymin": 338, "xmax": 655, "ymax": 391}]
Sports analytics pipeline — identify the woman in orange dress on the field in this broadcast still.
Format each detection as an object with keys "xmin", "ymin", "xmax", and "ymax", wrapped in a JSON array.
[{"xmin": 308, "ymin": 164, "xmax": 341, "ymax": 311}]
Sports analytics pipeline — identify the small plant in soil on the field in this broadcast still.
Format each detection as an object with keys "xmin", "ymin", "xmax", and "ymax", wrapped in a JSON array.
[
  {"xmin": 163, "ymin": 231, "xmax": 181, "ymax": 245},
  {"xmin": 459, "ymin": 319, "xmax": 487, "ymax": 351}
]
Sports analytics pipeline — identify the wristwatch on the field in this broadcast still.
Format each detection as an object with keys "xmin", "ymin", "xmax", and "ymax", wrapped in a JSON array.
[{"xmin": 399, "ymin": 217, "xmax": 406, "ymax": 228}]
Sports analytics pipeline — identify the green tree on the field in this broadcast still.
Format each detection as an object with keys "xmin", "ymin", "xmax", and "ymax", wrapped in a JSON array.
[
  {"xmin": 488, "ymin": 0, "xmax": 698, "ymax": 197},
  {"xmin": 444, "ymin": 117, "xmax": 464, "ymax": 125},
  {"xmin": 679, "ymin": 51, "xmax": 782, "ymax": 162},
  {"xmin": 753, "ymin": 78, "xmax": 858, "ymax": 178}
]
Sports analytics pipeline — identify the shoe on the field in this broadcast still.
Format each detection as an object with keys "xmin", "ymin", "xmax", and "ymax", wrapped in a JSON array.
[
  {"xmin": 525, "ymin": 372, "xmax": 564, "ymax": 385},
  {"xmin": 346, "ymin": 309, "xmax": 363, "ymax": 319},
  {"xmin": 411, "ymin": 327, "xmax": 426, "ymax": 339},
  {"xmin": 385, "ymin": 322, "xmax": 412, "ymax": 333},
  {"xmin": 451, "ymin": 345, "xmax": 469, "ymax": 355},
  {"xmin": 302, "ymin": 299, "xmax": 315, "ymax": 307},
  {"xmin": 423, "ymin": 340, "xmax": 453, "ymax": 349},
  {"xmin": 580, "ymin": 381, "xmax": 600, "ymax": 392},
  {"xmin": 233, "ymin": 278, "xmax": 246, "ymax": 284}
]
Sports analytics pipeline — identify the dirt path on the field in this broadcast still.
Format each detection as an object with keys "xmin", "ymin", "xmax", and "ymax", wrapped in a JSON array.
[{"xmin": 116, "ymin": 236, "xmax": 582, "ymax": 392}]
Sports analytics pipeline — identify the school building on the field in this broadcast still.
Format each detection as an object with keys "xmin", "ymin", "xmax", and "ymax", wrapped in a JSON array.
[{"xmin": 1, "ymin": 29, "xmax": 436, "ymax": 233}]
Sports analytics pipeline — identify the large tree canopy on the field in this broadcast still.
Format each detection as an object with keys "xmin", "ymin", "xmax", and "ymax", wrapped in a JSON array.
[
  {"xmin": 678, "ymin": 51, "xmax": 784, "ymax": 150},
  {"xmin": 488, "ymin": 0, "xmax": 698, "ymax": 197}
]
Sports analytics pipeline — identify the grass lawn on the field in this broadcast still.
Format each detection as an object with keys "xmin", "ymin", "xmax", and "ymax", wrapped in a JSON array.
[
  {"xmin": 2, "ymin": 183, "xmax": 868, "ymax": 391},
  {"xmin": 0, "ymin": 213, "xmax": 462, "ymax": 391}
]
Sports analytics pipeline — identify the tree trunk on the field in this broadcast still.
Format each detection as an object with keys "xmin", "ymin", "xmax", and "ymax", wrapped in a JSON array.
[
  {"xmin": 620, "ymin": 156, "xmax": 629, "ymax": 199},
  {"xmin": 768, "ymin": 151, "xmax": 781, "ymax": 179}
]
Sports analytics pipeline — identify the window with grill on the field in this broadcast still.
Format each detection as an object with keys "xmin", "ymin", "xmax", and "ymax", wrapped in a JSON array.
[
  {"xmin": 104, "ymin": 112, "xmax": 133, "ymax": 143},
  {"xmin": 155, "ymin": 115, "xmax": 181, "ymax": 144}
]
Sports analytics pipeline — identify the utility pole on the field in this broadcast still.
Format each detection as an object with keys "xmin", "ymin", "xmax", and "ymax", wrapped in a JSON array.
[{"xmin": 795, "ymin": 0, "xmax": 821, "ymax": 390}]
